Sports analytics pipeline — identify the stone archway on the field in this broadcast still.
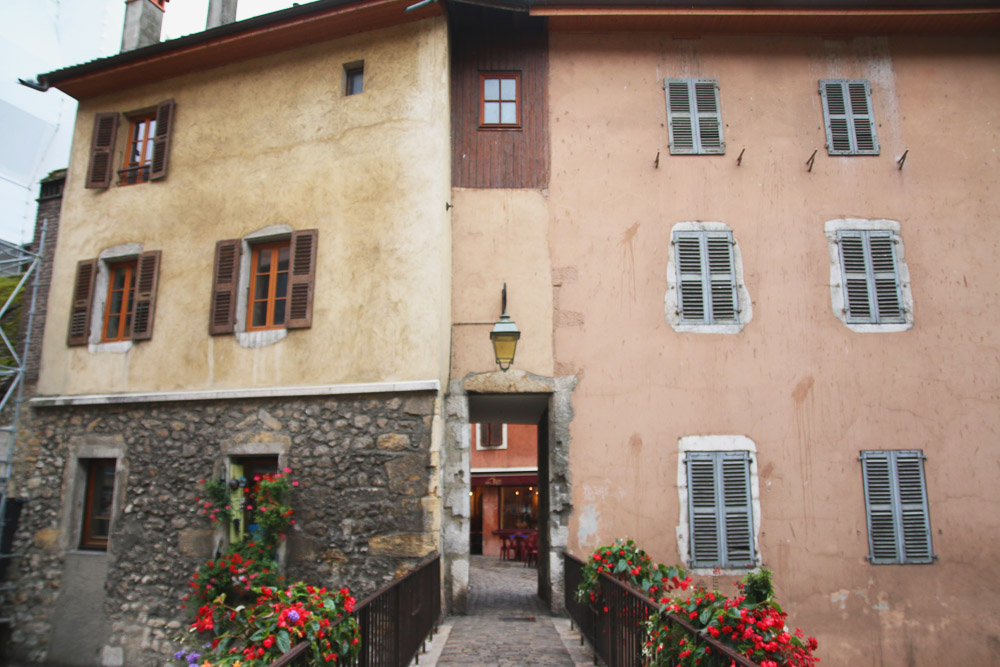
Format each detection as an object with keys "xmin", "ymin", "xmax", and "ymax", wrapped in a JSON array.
[{"xmin": 441, "ymin": 370, "xmax": 575, "ymax": 615}]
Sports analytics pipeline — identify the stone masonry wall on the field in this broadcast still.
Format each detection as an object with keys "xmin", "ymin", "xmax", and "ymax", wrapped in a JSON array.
[{"xmin": 3, "ymin": 391, "xmax": 438, "ymax": 665}]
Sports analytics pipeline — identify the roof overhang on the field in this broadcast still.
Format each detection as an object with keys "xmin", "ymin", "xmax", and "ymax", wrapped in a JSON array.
[{"xmin": 37, "ymin": 0, "xmax": 443, "ymax": 100}]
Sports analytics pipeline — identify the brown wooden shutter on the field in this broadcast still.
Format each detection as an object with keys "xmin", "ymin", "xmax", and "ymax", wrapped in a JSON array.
[
  {"xmin": 209, "ymin": 239, "xmax": 241, "ymax": 335},
  {"xmin": 286, "ymin": 229, "xmax": 317, "ymax": 329},
  {"xmin": 149, "ymin": 98, "xmax": 175, "ymax": 181},
  {"xmin": 67, "ymin": 259, "xmax": 98, "ymax": 345},
  {"xmin": 85, "ymin": 113, "xmax": 119, "ymax": 189},
  {"xmin": 483, "ymin": 423, "xmax": 503, "ymax": 447},
  {"xmin": 130, "ymin": 250, "xmax": 161, "ymax": 341}
]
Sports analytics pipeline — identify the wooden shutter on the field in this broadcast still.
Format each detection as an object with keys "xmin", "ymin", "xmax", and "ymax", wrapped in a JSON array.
[
  {"xmin": 707, "ymin": 234, "xmax": 737, "ymax": 322},
  {"xmin": 481, "ymin": 423, "xmax": 503, "ymax": 447},
  {"xmin": 861, "ymin": 450, "xmax": 933, "ymax": 564},
  {"xmin": 820, "ymin": 79, "xmax": 879, "ymax": 156},
  {"xmin": 286, "ymin": 229, "xmax": 318, "ymax": 329},
  {"xmin": 149, "ymin": 99, "xmax": 175, "ymax": 181},
  {"xmin": 85, "ymin": 113, "xmax": 119, "ymax": 189},
  {"xmin": 838, "ymin": 230, "xmax": 903, "ymax": 324},
  {"xmin": 666, "ymin": 79, "xmax": 723, "ymax": 155},
  {"xmin": 687, "ymin": 453, "xmax": 720, "ymax": 567},
  {"xmin": 720, "ymin": 452, "xmax": 755, "ymax": 567},
  {"xmin": 675, "ymin": 232, "xmax": 706, "ymax": 323},
  {"xmin": 130, "ymin": 250, "xmax": 161, "ymax": 341},
  {"xmin": 67, "ymin": 259, "xmax": 98, "ymax": 346},
  {"xmin": 209, "ymin": 239, "xmax": 241, "ymax": 335}
]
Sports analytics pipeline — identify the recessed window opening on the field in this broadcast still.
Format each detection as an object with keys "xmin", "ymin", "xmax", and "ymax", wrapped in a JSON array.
[
  {"xmin": 80, "ymin": 459, "xmax": 116, "ymax": 550},
  {"xmin": 120, "ymin": 112, "xmax": 156, "ymax": 185},
  {"xmin": 101, "ymin": 260, "xmax": 137, "ymax": 342},
  {"xmin": 248, "ymin": 241, "xmax": 290, "ymax": 331},
  {"xmin": 479, "ymin": 72, "xmax": 521, "ymax": 128},
  {"xmin": 229, "ymin": 456, "xmax": 279, "ymax": 543},
  {"xmin": 345, "ymin": 61, "xmax": 364, "ymax": 96}
]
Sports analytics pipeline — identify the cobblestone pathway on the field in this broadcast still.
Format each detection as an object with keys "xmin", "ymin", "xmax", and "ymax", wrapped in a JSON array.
[{"xmin": 433, "ymin": 556, "xmax": 582, "ymax": 666}]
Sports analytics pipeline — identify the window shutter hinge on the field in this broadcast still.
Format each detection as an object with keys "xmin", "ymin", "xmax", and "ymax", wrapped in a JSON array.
[{"xmin": 865, "ymin": 554, "xmax": 873, "ymax": 562}]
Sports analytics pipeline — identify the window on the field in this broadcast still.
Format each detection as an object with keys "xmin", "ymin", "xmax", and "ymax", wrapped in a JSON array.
[
  {"xmin": 345, "ymin": 61, "xmax": 364, "ymax": 96},
  {"xmin": 248, "ymin": 242, "xmax": 290, "ymax": 331},
  {"xmin": 664, "ymin": 78, "xmax": 724, "ymax": 155},
  {"xmin": 819, "ymin": 79, "xmax": 879, "ymax": 155},
  {"xmin": 228, "ymin": 457, "xmax": 279, "ymax": 544},
  {"xmin": 85, "ymin": 99, "xmax": 175, "ymax": 189},
  {"xmin": 479, "ymin": 73, "xmax": 520, "ymax": 128},
  {"xmin": 500, "ymin": 486, "xmax": 537, "ymax": 530},
  {"xmin": 677, "ymin": 436, "xmax": 760, "ymax": 572},
  {"xmin": 860, "ymin": 450, "xmax": 934, "ymax": 565},
  {"xmin": 210, "ymin": 229, "xmax": 317, "ymax": 337},
  {"xmin": 475, "ymin": 423, "xmax": 508, "ymax": 450},
  {"xmin": 120, "ymin": 112, "xmax": 156, "ymax": 185},
  {"xmin": 80, "ymin": 459, "xmax": 116, "ymax": 550},
  {"xmin": 665, "ymin": 223, "xmax": 752, "ymax": 334},
  {"xmin": 67, "ymin": 249, "xmax": 161, "ymax": 346},
  {"xmin": 101, "ymin": 261, "xmax": 136, "ymax": 341},
  {"xmin": 825, "ymin": 219, "xmax": 912, "ymax": 332}
]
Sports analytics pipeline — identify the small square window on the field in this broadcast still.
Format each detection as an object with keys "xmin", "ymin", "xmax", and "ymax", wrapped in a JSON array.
[
  {"xmin": 80, "ymin": 459, "xmax": 116, "ymax": 550},
  {"xmin": 345, "ymin": 62, "xmax": 364, "ymax": 96},
  {"xmin": 479, "ymin": 72, "xmax": 521, "ymax": 129}
]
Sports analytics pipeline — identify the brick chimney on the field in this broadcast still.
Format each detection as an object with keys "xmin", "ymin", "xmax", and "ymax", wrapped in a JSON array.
[
  {"xmin": 121, "ymin": 0, "xmax": 167, "ymax": 52},
  {"xmin": 207, "ymin": 0, "xmax": 238, "ymax": 29}
]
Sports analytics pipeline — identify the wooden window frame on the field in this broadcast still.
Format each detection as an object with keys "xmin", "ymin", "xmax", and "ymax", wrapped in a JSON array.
[
  {"xmin": 101, "ymin": 260, "xmax": 137, "ymax": 342},
  {"xmin": 80, "ymin": 459, "xmax": 116, "ymax": 550},
  {"xmin": 247, "ymin": 240, "xmax": 291, "ymax": 332},
  {"xmin": 119, "ymin": 111, "xmax": 157, "ymax": 186},
  {"xmin": 479, "ymin": 72, "xmax": 521, "ymax": 130}
]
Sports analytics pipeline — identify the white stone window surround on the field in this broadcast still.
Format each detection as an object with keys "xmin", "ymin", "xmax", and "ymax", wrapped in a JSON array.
[
  {"xmin": 665, "ymin": 221, "xmax": 753, "ymax": 334},
  {"xmin": 88, "ymin": 242, "xmax": 144, "ymax": 354},
  {"xmin": 58, "ymin": 435, "xmax": 128, "ymax": 553},
  {"xmin": 825, "ymin": 218, "xmax": 914, "ymax": 333},
  {"xmin": 474, "ymin": 423, "xmax": 508, "ymax": 451},
  {"xmin": 676, "ymin": 435, "xmax": 762, "ymax": 575},
  {"xmin": 234, "ymin": 224, "xmax": 293, "ymax": 349}
]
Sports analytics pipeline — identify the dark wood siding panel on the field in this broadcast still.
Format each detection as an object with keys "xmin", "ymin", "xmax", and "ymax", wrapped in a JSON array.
[{"xmin": 451, "ymin": 6, "xmax": 549, "ymax": 189}]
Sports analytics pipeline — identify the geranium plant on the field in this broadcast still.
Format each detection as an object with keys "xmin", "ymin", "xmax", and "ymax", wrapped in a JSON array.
[
  {"xmin": 643, "ymin": 569, "xmax": 820, "ymax": 667},
  {"xmin": 575, "ymin": 538, "xmax": 690, "ymax": 607},
  {"xmin": 186, "ymin": 540, "xmax": 282, "ymax": 609},
  {"xmin": 175, "ymin": 582, "xmax": 361, "ymax": 666}
]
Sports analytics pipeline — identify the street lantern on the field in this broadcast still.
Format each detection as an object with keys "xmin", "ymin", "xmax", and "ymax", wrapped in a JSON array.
[{"xmin": 490, "ymin": 283, "xmax": 520, "ymax": 372}]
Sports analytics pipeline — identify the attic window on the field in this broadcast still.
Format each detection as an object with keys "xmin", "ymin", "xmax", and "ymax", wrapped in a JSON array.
[{"xmin": 345, "ymin": 62, "xmax": 364, "ymax": 96}]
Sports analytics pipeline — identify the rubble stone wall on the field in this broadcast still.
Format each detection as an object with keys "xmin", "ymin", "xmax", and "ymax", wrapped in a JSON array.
[{"xmin": 4, "ymin": 391, "xmax": 438, "ymax": 665}]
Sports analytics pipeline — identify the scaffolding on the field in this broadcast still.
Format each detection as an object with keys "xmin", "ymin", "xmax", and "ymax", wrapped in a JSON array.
[{"xmin": 0, "ymin": 223, "xmax": 45, "ymax": 624}]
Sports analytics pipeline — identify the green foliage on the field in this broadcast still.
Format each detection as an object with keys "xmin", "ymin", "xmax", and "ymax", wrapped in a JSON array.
[
  {"xmin": 0, "ymin": 274, "xmax": 26, "ymax": 370},
  {"xmin": 574, "ymin": 538, "xmax": 690, "ymax": 606},
  {"xmin": 741, "ymin": 567, "xmax": 774, "ymax": 606},
  {"xmin": 186, "ymin": 540, "xmax": 281, "ymax": 609}
]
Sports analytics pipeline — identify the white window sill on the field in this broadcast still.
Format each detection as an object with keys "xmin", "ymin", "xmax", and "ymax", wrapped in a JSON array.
[
  {"xmin": 236, "ymin": 329, "xmax": 288, "ymax": 349},
  {"xmin": 88, "ymin": 340, "xmax": 132, "ymax": 354}
]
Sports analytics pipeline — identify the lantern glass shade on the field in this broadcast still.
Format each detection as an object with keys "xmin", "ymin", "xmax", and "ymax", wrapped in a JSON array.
[{"xmin": 490, "ymin": 314, "xmax": 520, "ymax": 371}]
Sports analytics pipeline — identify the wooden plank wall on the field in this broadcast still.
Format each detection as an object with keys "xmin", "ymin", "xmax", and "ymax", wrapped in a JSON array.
[{"xmin": 450, "ymin": 6, "xmax": 549, "ymax": 189}]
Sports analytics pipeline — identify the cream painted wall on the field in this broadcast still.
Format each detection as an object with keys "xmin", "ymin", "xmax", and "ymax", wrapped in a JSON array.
[
  {"xmin": 451, "ymin": 188, "xmax": 553, "ymax": 378},
  {"xmin": 38, "ymin": 18, "xmax": 452, "ymax": 395},
  {"xmin": 547, "ymin": 33, "xmax": 1000, "ymax": 665}
]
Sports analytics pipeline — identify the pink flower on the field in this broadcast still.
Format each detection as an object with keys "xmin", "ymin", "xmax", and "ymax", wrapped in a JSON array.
[
  {"xmin": 283, "ymin": 467, "xmax": 292, "ymax": 473},
  {"xmin": 292, "ymin": 481, "xmax": 299, "ymax": 486}
]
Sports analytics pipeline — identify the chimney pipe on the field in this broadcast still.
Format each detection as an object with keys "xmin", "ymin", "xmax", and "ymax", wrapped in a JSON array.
[
  {"xmin": 207, "ymin": 0, "xmax": 238, "ymax": 29},
  {"xmin": 121, "ymin": 0, "xmax": 166, "ymax": 52}
]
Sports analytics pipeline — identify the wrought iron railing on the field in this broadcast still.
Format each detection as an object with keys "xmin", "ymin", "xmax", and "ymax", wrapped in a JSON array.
[
  {"xmin": 270, "ymin": 552, "xmax": 441, "ymax": 667},
  {"xmin": 563, "ymin": 551, "xmax": 758, "ymax": 667}
]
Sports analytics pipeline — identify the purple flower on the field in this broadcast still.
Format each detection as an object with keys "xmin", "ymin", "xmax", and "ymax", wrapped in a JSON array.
[
  {"xmin": 187, "ymin": 654, "xmax": 200, "ymax": 665},
  {"xmin": 173, "ymin": 650, "xmax": 187, "ymax": 660},
  {"xmin": 287, "ymin": 610, "xmax": 300, "ymax": 623}
]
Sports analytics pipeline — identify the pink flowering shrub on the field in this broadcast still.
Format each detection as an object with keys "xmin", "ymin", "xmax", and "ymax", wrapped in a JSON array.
[{"xmin": 574, "ymin": 538, "xmax": 690, "ymax": 607}]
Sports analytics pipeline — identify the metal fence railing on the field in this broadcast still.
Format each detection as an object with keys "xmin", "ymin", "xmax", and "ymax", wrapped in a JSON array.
[
  {"xmin": 563, "ymin": 551, "xmax": 758, "ymax": 667},
  {"xmin": 270, "ymin": 552, "xmax": 441, "ymax": 667}
]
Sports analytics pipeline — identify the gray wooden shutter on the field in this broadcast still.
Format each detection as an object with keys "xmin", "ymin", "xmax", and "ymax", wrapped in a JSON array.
[
  {"xmin": 694, "ymin": 80, "xmax": 724, "ymax": 154},
  {"xmin": 85, "ymin": 113, "xmax": 119, "ymax": 189},
  {"xmin": 861, "ymin": 450, "xmax": 933, "ymax": 564},
  {"xmin": 687, "ymin": 453, "xmax": 721, "ymax": 567},
  {"xmin": 820, "ymin": 79, "xmax": 879, "ymax": 156},
  {"xmin": 149, "ymin": 99, "xmax": 175, "ymax": 181},
  {"xmin": 209, "ymin": 239, "xmax": 241, "ymax": 335},
  {"xmin": 67, "ymin": 259, "xmax": 98, "ymax": 346},
  {"xmin": 130, "ymin": 250, "xmax": 161, "ymax": 341},
  {"xmin": 674, "ymin": 232, "xmax": 706, "ymax": 323},
  {"xmin": 666, "ymin": 79, "xmax": 723, "ymax": 155},
  {"xmin": 286, "ymin": 229, "xmax": 317, "ymax": 329},
  {"xmin": 838, "ymin": 230, "xmax": 903, "ymax": 324},
  {"xmin": 707, "ymin": 233, "xmax": 737, "ymax": 322},
  {"xmin": 721, "ymin": 452, "xmax": 755, "ymax": 567}
]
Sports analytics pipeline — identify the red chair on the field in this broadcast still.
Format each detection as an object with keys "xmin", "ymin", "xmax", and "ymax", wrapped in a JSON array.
[
  {"xmin": 523, "ymin": 533, "xmax": 538, "ymax": 567},
  {"xmin": 499, "ymin": 534, "xmax": 514, "ymax": 561}
]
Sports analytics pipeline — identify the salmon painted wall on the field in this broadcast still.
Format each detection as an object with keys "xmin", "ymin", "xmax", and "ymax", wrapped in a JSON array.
[
  {"xmin": 547, "ymin": 32, "xmax": 1000, "ymax": 665},
  {"xmin": 470, "ymin": 423, "xmax": 537, "ymax": 470}
]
